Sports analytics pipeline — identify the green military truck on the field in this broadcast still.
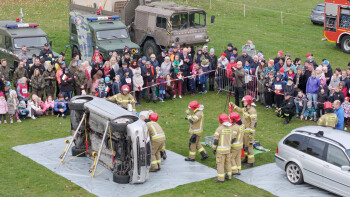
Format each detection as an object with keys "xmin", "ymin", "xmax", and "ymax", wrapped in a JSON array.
[
  {"xmin": 69, "ymin": 13, "xmax": 140, "ymax": 61},
  {"xmin": 0, "ymin": 21, "xmax": 58, "ymax": 71},
  {"xmin": 70, "ymin": 0, "xmax": 210, "ymax": 57}
]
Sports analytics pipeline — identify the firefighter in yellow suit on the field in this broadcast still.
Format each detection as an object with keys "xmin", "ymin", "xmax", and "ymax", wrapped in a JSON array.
[
  {"xmin": 184, "ymin": 101, "xmax": 209, "ymax": 161},
  {"xmin": 317, "ymin": 101, "xmax": 338, "ymax": 128},
  {"xmin": 146, "ymin": 113, "xmax": 166, "ymax": 172},
  {"xmin": 212, "ymin": 113, "xmax": 235, "ymax": 182},
  {"xmin": 230, "ymin": 112, "xmax": 245, "ymax": 175},
  {"xmin": 229, "ymin": 95, "xmax": 257, "ymax": 167},
  {"xmin": 108, "ymin": 85, "xmax": 136, "ymax": 110}
]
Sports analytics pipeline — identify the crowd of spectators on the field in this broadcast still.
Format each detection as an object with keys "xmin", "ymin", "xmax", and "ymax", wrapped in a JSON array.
[{"xmin": 0, "ymin": 41, "xmax": 349, "ymax": 129}]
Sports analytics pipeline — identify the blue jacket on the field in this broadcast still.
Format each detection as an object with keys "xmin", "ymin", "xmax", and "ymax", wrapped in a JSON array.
[
  {"xmin": 112, "ymin": 81, "xmax": 122, "ymax": 95},
  {"xmin": 264, "ymin": 66, "xmax": 275, "ymax": 76},
  {"xmin": 306, "ymin": 77, "xmax": 320, "ymax": 94},
  {"xmin": 54, "ymin": 99, "xmax": 67, "ymax": 112},
  {"xmin": 272, "ymin": 78, "xmax": 285, "ymax": 95},
  {"xmin": 334, "ymin": 106, "xmax": 344, "ymax": 130}
]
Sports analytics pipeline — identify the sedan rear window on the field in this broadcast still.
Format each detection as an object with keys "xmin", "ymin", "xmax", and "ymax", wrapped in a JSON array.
[
  {"xmin": 314, "ymin": 5, "xmax": 324, "ymax": 12},
  {"xmin": 284, "ymin": 134, "xmax": 306, "ymax": 150},
  {"xmin": 302, "ymin": 138, "xmax": 326, "ymax": 159}
]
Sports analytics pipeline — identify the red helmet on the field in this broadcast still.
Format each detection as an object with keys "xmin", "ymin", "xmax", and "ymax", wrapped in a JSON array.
[
  {"xmin": 324, "ymin": 101, "xmax": 332, "ymax": 109},
  {"xmin": 230, "ymin": 112, "xmax": 241, "ymax": 123},
  {"xmin": 189, "ymin": 101, "xmax": 200, "ymax": 111},
  {"xmin": 218, "ymin": 113, "xmax": 229, "ymax": 124},
  {"xmin": 242, "ymin": 95, "xmax": 254, "ymax": 106},
  {"xmin": 121, "ymin": 85, "xmax": 130, "ymax": 92},
  {"xmin": 149, "ymin": 113, "xmax": 158, "ymax": 122}
]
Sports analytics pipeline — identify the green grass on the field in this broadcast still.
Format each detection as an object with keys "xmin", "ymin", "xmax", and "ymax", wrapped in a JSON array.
[{"xmin": 0, "ymin": 0, "xmax": 348, "ymax": 196}]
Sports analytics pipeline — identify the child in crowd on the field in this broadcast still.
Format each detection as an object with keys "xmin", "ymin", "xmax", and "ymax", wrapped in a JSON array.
[
  {"xmin": 54, "ymin": 94, "xmax": 67, "ymax": 118},
  {"xmin": 27, "ymin": 95, "xmax": 44, "ymax": 119},
  {"xmin": 4, "ymin": 81, "xmax": 12, "ymax": 100},
  {"xmin": 7, "ymin": 90, "xmax": 20, "ymax": 123},
  {"xmin": 45, "ymin": 95, "xmax": 55, "ymax": 116},
  {"xmin": 133, "ymin": 69, "xmax": 143, "ymax": 106},
  {"xmin": 342, "ymin": 97, "xmax": 350, "ymax": 130},
  {"xmin": 95, "ymin": 79, "xmax": 109, "ymax": 98},
  {"xmin": 165, "ymin": 74, "xmax": 174, "ymax": 99},
  {"xmin": 264, "ymin": 71, "xmax": 275, "ymax": 109},
  {"xmin": 103, "ymin": 61, "xmax": 111, "ymax": 78},
  {"xmin": 17, "ymin": 77, "xmax": 29, "ymax": 103},
  {"xmin": 302, "ymin": 102, "xmax": 316, "ymax": 121},
  {"xmin": 157, "ymin": 73, "xmax": 166, "ymax": 102},
  {"xmin": 105, "ymin": 77, "xmax": 113, "ymax": 97},
  {"xmin": 91, "ymin": 70, "xmax": 103, "ymax": 96},
  {"xmin": 122, "ymin": 68, "xmax": 133, "ymax": 89},
  {"xmin": 329, "ymin": 86, "xmax": 344, "ymax": 103},
  {"xmin": 317, "ymin": 87, "xmax": 329, "ymax": 117},
  {"xmin": 196, "ymin": 68, "xmax": 205, "ymax": 94},
  {"xmin": 272, "ymin": 74, "xmax": 285, "ymax": 108},
  {"xmin": 112, "ymin": 75, "xmax": 122, "ymax": 95},
  {"xmin": 18, "ymin": 101, "xmax": 29, "ymax": 119},
  {"xmin": 0, "ymin": 92, "xmax": 8, "ymax": 124},
  {"xmin": 294, "ymin": 90, "xmax": 307, "ymax": 118}
]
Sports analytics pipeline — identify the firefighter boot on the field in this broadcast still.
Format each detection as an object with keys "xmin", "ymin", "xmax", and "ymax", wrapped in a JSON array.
[
  {"xmin": 161, "ymin": 150, "xmax": 167, "ymax": 160},
  {"xmin": 242, "ymin": 157, "xmax": 248, "ymax": 163},
  {"xmin": 244, "ymin": 163, "xmax": 254, "ymax": 168},
  {"xmin": 283, "ymin": 117, "xmax": 290, "ymax": 125},
  {"xmin": 213, "ymin": 178, "xmax": 224, "ymax": 183},
  {"xmin": 185, "ymin": 157, "xmax": 195, "ymax": 162},
  {"xmin": 200, "ymin": 151, "xmax": 209, "ymax": 161}
]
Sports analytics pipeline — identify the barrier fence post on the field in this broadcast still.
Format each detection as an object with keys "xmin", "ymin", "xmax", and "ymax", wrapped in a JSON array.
[
  {"xmin": 244, "ymin": 4, "xmax": 246, "ymax": 17},
  {"xmin": 281, "ymin": 11, "xmax": 283, "ymax": 24}
]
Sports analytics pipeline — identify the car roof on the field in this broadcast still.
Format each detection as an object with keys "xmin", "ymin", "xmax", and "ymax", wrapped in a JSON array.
[
  {"xmin": 0, "ymin": 21, "xmax": 47, "ymax": 37},
  {"xmin": 291, "ymin": 126, "xmax": 350, "ymax": 149}
]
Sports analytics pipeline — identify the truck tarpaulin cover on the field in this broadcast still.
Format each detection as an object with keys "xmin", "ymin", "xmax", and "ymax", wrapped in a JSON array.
[
  {"xmin": 71, "ymin": 12, "xmax": 93, "ymax": 62},
  {"xmin": 12, "ymin": 137, "xmax": 216, "ymax": 197}
]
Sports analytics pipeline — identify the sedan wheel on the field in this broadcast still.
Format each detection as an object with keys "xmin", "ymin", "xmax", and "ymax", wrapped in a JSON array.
[{"xmin": 286, "ymin": 162, "xmax": 303, "ymax": 184}]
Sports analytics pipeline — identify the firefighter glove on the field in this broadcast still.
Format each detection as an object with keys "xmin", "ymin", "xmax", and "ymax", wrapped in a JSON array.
[{"xmin": 212, "ymin": 149, "xmax": 216, "ymax": 155}]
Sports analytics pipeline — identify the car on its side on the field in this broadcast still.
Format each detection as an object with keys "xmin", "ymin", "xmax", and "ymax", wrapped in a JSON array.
[
  {"xmin": 68, "ymin": 95, "xmax": 151, "ymax": 184},
  {"xmin": 311, "ymin": 3, "xmax": 325, "ymax": 25},
  {"xmin": 275, "ymin": 126, "xmax": 350, "ymax": 196}
]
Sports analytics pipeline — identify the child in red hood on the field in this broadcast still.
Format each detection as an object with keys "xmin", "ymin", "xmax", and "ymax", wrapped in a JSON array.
[{"xmin": 92, "ymin": 48, "xmax": 103, "ymax": 63}]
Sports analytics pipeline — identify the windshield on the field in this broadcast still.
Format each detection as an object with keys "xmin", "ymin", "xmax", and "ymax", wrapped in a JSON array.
[
  {"xmin": 347, "ymin": 149, "xmax": 350, "ymax": 158},
  {"xmin": 171, "ymin": 13, "xmax": 188, "ymax": 30},
  {"xmin": 189, "ymin": 12, "xmax": 206, "ymax": 27},
  {"xmin": 13, "ymin": 37, "xmax": 47, "ymax": 49},
  {"xmin": 96, "ymin": 29, "xmax": 129, "ymax": 41}
]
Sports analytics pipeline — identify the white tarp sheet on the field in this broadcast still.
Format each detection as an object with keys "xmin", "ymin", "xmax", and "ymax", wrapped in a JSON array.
[
  {"xmin": 12, "ymin": 137, "xmax": 216, "ymax": 197},
  {"xmin": 235, "ymin": 163, "xmax": 336, "ymax": 197}
]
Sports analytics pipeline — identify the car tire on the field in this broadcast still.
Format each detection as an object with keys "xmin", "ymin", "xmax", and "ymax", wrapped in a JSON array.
[
  {"xmin": 143, "ymin": 39, "xmax": 160, "ymax": 58},
  {"xmin": 69, "ymin": 97, "xmax": 91, "ymax": 111},
  {"xmin": 110, "ymin": 116, "xmax": 136, "ymax": 133},
  {"xmin": 285, "ymin": 162, "xmax": 304, "ymax": 185},
  {"xmin": 72, "ymin": 146, "xmax": 86, "ymax": 157},
  {"xmin": 113, "ymin": 173, "xmax": 130, "ymax": 184},
  {"xmin": 340, "ymin": 35, "xmax": 350, "ymax": 54}
]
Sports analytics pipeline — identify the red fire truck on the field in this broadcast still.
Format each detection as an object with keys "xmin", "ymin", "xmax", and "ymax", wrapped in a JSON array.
[{"xmin": 324, "ymin": 0, "xmax": 350, "ymax": 53}]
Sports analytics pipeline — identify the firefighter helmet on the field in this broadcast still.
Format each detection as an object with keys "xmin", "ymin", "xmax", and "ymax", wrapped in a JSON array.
[
  {"xmin": 189, "ymin": 101, "xmax": 200, "ymax": 111},
  {"xmin": 242, "ymin": 95, "xmax": 255, "ymax": 106},
  {"xmin": 121, "ymin": 85, "xmax": 130, "ymax": 92},
  {"xmin": 149, "ymin": 113, "xmax": 158, "ymax": 122},
  {"xmin": 218, "ymin": 113, "xmax": 229, "ymax": 124},
  {"xmin": 324, "ymin": 101, "xmax": 333, "ymax": 109},
  {"xmin": 230, "ymin": 112, "xmax": 241, "ymax": 123}
]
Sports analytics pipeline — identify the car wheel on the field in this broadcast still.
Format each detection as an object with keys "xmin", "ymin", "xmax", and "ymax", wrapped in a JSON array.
[
  {"xmin": 341, "ymin": 35, "xmax": 350, "ymax": 54},
  {"xmin": 142, "ymin": 40, "xmax": 160, "ymax": 58},
  {"xmin": 110, "ymin": 116, "xmax": 136, "ymax": 133},
  {"xmin": 72, "ymin": 146, "xmax": 86, "ymax": 157},
  {"xmin": 113, "ymin": 173, "xmax": 130, "ymax": 184},
  {"xmin": 69, "ymin": 97, "xmax": 91, "ymax": 111},
  {"xmin": 286, "ymin": 162, "xmax": 304, "ymax": 184}
]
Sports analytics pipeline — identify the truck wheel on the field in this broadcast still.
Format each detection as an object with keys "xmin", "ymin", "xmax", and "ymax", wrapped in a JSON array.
[
  {"xmin": 69, "ymin": 97, "xmax": 91, "ymax": 111},
  {"xmin": 143, "ymin": 40, "xmax": 160, "ymax": 58},
  {"xmin": 340, "ymin": 35, "xmax": 350, "ymax": 54},
  {"xmin": 113, "ymin": 173, "xmax": 130, "ymax": 184},
  {"xmin": 72, "ymin": 46, "xmax": 81, "ymax": 58},
  {"xmin": 72, "ymin": 146, "xmax": 86, "ymax": 157}
]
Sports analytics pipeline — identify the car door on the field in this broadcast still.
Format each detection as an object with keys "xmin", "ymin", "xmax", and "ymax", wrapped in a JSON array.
[
  {"xmin": 323, "ymin": 144, "xmax": 350, "ymax": 195},
  {"xmin": 299, "ymin": 137, "xmax": 327, "ymax": 186}
]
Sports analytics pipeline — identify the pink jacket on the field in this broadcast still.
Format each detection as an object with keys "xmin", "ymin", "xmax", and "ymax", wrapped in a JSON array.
[
  {"xmin": 0, "ymin": 98, "xmax": 8, "ymax": 114},
  {"xmin": 45, "ymin": 100, "xmax": 55, "ymax": 109}
]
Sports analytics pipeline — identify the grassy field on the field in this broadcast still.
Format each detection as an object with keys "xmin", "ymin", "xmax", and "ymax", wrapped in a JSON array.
[{"xmin": 0, "ymin": 0, "xmax": 348, "ymax": 196}]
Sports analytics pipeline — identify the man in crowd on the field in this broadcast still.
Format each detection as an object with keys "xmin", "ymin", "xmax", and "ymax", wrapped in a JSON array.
[
  {"xmin": 29, "ymin": 57, "xmax": 45, "ymax": 78},
  {"xmin": 0, "ymin": 59, "xmax": 11, "ymax": 82},
  {"xmin": 236, "ymin": 50, "xmax": 253, "ymax": 65},
  {"xmin": 39, "ymin": 43, "xmax": 53, "ymax": 61},
  {"xmin": 74, "ymin": 64, "xmax": 87, "ymax": 95},
  {"xmin": 13, "ymin": 60, "xmax": 28, "ymax": 87},
  {"xmin": 224, "ymin": 43, "xmax": 234, "ymax": 59},
  {"xmin": 233, "ymin": 61, "xmax": 245, "ymax": 107}
]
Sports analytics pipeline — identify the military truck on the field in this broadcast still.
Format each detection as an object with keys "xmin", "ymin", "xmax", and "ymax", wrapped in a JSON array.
[
  {"xmin": 70, "ymin": 0, "xmax": 210, "ymax": 57},
  {"xmin": 69, "ymin": 13, "xmax": 140, "ymax": 61},
  {"xmin": 0, "ymin": 21, "xmax": 58, "ymax": 71}
]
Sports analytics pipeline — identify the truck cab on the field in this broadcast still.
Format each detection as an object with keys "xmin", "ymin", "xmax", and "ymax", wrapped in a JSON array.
[
  {"xmin": 133, "ymin": 1, "xmax": 210, "ymax": 56},
  {"xmin": 0, "ymin": 21, "xmax": 58, "ymax": 71},
  {"xmin": 69, "ymin": 14, "xmax": 140, "ymax": 60}
]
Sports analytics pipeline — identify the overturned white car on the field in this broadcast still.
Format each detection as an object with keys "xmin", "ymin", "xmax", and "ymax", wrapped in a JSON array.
[{"xmin": 63, "ymin": 95, "xmax": 151, "ymax": 184}]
